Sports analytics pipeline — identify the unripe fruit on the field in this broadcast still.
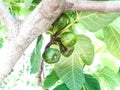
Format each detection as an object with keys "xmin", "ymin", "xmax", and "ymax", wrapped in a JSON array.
[
  {"xmin": 60, "ymin": 45, "xmax": 74, "ymax": 57},
  {"xmin": 60, "ymin": 32, "xmax": 77, "ymax": 47},
  {"xmin": 43, "ymin": 48, "xmax": 61, "ymax": 64}
]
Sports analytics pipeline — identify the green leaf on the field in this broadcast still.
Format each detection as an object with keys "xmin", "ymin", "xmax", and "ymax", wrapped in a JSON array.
[
  {"xmin": 78, "ymin": 35, "xmax": 94, "ymax": 65},
  {"xmin": 84, "ymin": 74, "xmax": 100, "ymax": 90},
  {"xmin": 78, "ymin": 12, "xmax": 120, "ymax": 32},
  {"xmin": 54, "ymin": 83, "xmax": 69, "ymax": 90},
  {"xmin": 54, "ymin": 36, "xmax": 85, "ymax": 90},
  {"xmin": 98, "ymin": 53, "xmax": 119, "ymax": 73},
  {"xmin": 97, "ymin": 67, "xmax": 120, "ymax": 90},
  {"xmin": 11, "ymin": 6, "xmax": 21, "ymax": 15},
  {"xmin": 32, "ymin": 0, "xmax": 42, "ymax": 4},
  {"xmin": 94, "ymin": 30, "xmax": 104, "ymax": 41},
  {"xmin": 30, "ymin": 35, "xmax": 43, "ymax": 74},
  {"xmin": 104, "ymin": 25, "xmax": 120, "ymax": 59},
  {"xmin": 43, "ymin": 70, "xmax": 59, "ymax": 89}
]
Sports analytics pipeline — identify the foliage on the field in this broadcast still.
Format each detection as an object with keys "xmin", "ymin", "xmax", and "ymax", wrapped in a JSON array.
[
  {"xmin": 30, "ymin": 35, "xmax": 43, "ymax": 74},
  {"xmin": 54, "ymin": 83, "xmax": 69, "ymax": 90},
  {"xmin": 38, "ymin": 11, "xmax": 120, "ymax": 90},
  {"xmin": 104, "ymin": 25, "xmax": 120, "ymax": 59},
  {"xmin": 29, "ymin": 11, "xmax": 120, "ymax": 90},
  {"xmin": 43, "ymin": 70, "xmax": 59, "ymax": 89},
  {"xmin": 3, "ymin": 0, "xmax": 41, "ymax": 16},
  {"xmin": 1, "ymin": 0, "xmax": 120, "ymax": 90},
  {"xmin": 84, "ymin": 74, "xmax": 100, "ymax": 90},
  {"xmin": 97, "ymin": 67, "xmax": 120, "ymax": 90}
]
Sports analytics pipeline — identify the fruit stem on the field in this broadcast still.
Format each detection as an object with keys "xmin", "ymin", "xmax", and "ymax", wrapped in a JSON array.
[
  {"xmin": 38, "ymin": 33, "xmax": 58, "ymax": 86},
  {"xmin": 60, "ymin": 19, "xmax": 77, "ymax": 34},
  {"xmin": 45, "ymin": 34, "xmax": 57, "ymax": 49}
]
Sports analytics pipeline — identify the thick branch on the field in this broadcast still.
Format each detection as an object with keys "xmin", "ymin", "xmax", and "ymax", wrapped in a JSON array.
[
  {"xmin": 0, "ymin": 1, "xmax": 18, "ymax": 38},
  {"xmin": 0, "ymin": 0, "xmax": 65, "ymax": 84},
  {"xmin": 65, "ymin": 1, "xmax": 120, "ymax": 12}
]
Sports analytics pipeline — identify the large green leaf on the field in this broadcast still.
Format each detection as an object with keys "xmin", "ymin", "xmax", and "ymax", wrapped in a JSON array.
[
  {"xmin": 104, "ymin": 25, "xmax": 120, "ymax": 59},
  {"xmin": 54, "ymin": 36, "xmax": 85, "ymax": 90},
  {"xmin": 43, "ymin": 70, "xmax": 59, "ymax": 89},
  {"xmin": 98, "ymin": 53, "xmax": 119, "ymax": 73},
  {"xmin": 78, "ymin": 12, "xmax": 120, "ymax": 32},
  {"xmin": 78, "ymin": 35, "xmax": 94, "ymax": 65},
  {"xmin": 30, "ymin": 35, "xmax": 43, "ymax": 74},
  {"xmin": 97, "ymin": 67, "xmax": 120, "ymax": 90},
  {"xmin": 54, "ymin": 83, "xmax": 69, "ymax": 90},
  {"xmin": 84, "ymin": 74, "xmax": 100, "ymax": 90}
]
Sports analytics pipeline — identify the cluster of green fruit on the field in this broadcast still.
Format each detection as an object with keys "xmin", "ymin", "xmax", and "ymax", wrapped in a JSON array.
[
  {"xmin": 43, "ymin": 32, "xmax": 77, "ymax": 64},
  {"xmin": 42, "ymin": 13, "xmax": 77, "ymax": 64}
]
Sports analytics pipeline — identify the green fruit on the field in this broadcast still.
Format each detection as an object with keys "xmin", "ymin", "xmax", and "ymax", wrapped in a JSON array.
[
  {"xmin": 60, "ymin": 45, "xmax": 74, "ymax": 57},
  {"xmin": 43, "ymin": 48, "xmax": 61, "ymax": 64},
  {"xmin": 60, "ymin": 32, "xmax": 77, "ymax": 47},
  {"xmin": 54, "ymin": 14, "xmax": 69, "ymax": 31}
]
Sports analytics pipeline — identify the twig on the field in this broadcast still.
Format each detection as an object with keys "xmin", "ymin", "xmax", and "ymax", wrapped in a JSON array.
[
  {"xmin": 45, "ymin": 34, "xmax": 58, "ymax": 49},
  {"xmin": 38, "ymin": 59, "xmax": 44, "ymax": 86},
  {"xmin": 37, "ymin": 33, "xmax": 58, "ymax": 85}
]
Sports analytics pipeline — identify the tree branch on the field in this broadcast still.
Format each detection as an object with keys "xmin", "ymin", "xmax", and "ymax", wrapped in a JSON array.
[
  {"xmin": 65, "ymin": 1, "xmax": 120, "ymax": 12},
  {"xmin": 0, "ymin": 1, "xmax": 18, "ymax": 38},
  {"xmin": 0, "ymin": 0, "xmax": 65, "ymax": 84}
]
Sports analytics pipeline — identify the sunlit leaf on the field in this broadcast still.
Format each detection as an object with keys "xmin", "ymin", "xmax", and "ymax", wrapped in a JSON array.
[
  {"xmin": 30, "ymin": 35, "xmax": 43, "ymax": 74},
  {"xmin": 78, "ymin": 12, "xmax": 120, "ymax": 32},
  {"xmin": 97, "ymin": 67, "xmax": 120, "ymax": 90},
  {"xmin": 98, "ymin": 53, "xmax": 119, "ymax": 73},
  {"xmin": 54, "ymin": 36, "xmax": 85, "ymax": 90},
  {"xmin": 104, "ymin": 25, "xmax": 120, "ymax": 59},
  {"xmin": 78, "ymin": 35, "xmax": 94, "ymax": 65},
  {"xmin": 94, "ymin": 30, "xmax": 104, "ymax": 41}
]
